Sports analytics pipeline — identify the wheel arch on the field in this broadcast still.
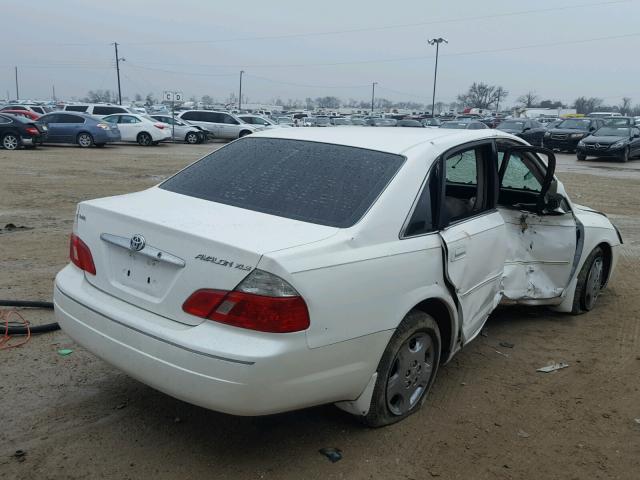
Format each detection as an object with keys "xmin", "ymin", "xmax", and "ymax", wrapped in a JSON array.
[
  {"xmin": 411, "ymin": 297, "xmax": 457, "ymax": 363},
  {"xmin": 596, "ymin": 241, "xmax": 613, "ymax": 288},
  {"xmin": 239, "ymin": 129, "xmax": 253, "ymax": 137}
]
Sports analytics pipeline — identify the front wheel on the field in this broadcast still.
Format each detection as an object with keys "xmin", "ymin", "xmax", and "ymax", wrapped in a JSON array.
[
  {"xmin": 137, "ymin": 132, "xmax": 152, "ymax": 146},
  {"xmin": 577, "ymin": 152, "xmax": 587, "ymax": 161},
  {"xmin": 2, "ymin": 133, "xmax": 19, "ymax": 150},
  {"xmin": 620, "ymin": 147, "xmax": 629, "ymax": 163},
  {"xmin": 362, "ymin": 310, "xmax": 440, "ymax": 427},
  {"xmin": 572, "ymin": 246, "xmax": 605, "ymax": 314},
  {"xmin": 185, "ymin": 132, "xmax": 199, "ymax": 144}
]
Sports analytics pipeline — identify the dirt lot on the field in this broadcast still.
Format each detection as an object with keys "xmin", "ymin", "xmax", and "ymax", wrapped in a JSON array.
[{"xmin": 1, "ymin": 142, "xmax": 639, "ymax": 480}]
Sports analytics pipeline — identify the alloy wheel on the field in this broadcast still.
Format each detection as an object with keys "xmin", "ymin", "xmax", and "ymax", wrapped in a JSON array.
[{"xmin": 3, "ymin": 134, "xmax": 18, "ymax": 150}]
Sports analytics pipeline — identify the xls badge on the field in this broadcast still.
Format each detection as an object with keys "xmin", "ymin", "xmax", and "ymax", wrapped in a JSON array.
[{"xmin": 130, "ymin": 234, "xmax": 146, "ymax": 252}]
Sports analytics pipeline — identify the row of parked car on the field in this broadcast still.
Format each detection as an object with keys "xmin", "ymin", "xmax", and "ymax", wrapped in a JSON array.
[{"xmin": 2, "ymin": 102, "xmax": 639, "ymax": 161}]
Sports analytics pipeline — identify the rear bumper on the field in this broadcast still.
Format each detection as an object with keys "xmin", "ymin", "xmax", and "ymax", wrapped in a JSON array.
[{"xmin": 53, "ymin": 265, "xmax": 387, "ymax": 415}]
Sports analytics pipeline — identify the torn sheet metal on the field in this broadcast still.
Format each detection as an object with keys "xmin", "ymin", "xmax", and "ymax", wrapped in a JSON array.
[{"xmin": 498, "ymin": 208, "xmax": 576, "ymax": 302}]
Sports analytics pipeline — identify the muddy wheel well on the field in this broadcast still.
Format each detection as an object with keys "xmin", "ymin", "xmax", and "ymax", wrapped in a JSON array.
[
  {"xmin": 413, "ymin": 298, "xmax": 454, "ymax": 362},
  {"xmin": 597, "ymin": 242, "xmax": 613, "ymax": 287}
]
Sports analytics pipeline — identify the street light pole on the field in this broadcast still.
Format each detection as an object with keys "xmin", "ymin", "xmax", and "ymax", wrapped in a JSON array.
[
  {"xmin": 427, "ymin": 37, "xmax": 447, "ymax": 118},
  {"xmin": 113, "ymin": 42, "xmax": 123, "ymax": 105},
  {"xmin": 14, "ymin": 66, "xmax": 19, "ymax": 100},
  {"xmin": 238, "ymin": 70, "xmax": 244, "ymax": 111},
  {"xmin": 371, "ymin": 82, "xmax": 377, "ymax": 114}
]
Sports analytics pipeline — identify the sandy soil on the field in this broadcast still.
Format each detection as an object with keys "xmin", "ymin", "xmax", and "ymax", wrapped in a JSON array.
[{"xmin": 1, "ymin": 142, "xmax": 639, "ymax": 480}]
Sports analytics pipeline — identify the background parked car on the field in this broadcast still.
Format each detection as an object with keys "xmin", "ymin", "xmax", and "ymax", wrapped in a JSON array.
[
  {"xmin": 63, "ymin": 104, "xmax": 138, "ymax": 118},
  {"xmin": 577, "ymin": 125, "xmax": 640, "ymax": 162},
  {"xmin": 396, "ymin": 119, "xmax": 424, "ymax": 128},
  {"xmin": 39, "ymin": 112, "xmax": 121, "ymax": 147},
  {"xmin": 0, "ymin": 113, "xmax": 47, "ymax": 149},
  {"xmin": 177, "ymin": 110, "xmax": 262, "ymax": 139},
  {"xmin": 331, "ymin": 118, "xmax": 353, "ymax": 125},
  {"xmin": 102, "ymin": 114, "xmax": 171, "ymax": 146},
  {"xmin": 1, "ymin": 109, "xmax": 40, "ymax": 120},
  {"xmin": 497, "ymin": 119, "xmax": 546, "ymax": 146},
  {"xmin": 1, "ymin": 104, "xmax": 51, "ymax": 115},
  {"xmin": 422, "ymin": 118, "xmax": 442, "ymax": 128},
  {"xmin": 544, "ymin": 117, "xmax": 605, "ymax": 152},
  {"xmin": 237, "ymin": 114, "xmax": 284, "ymax": 129},
  {"xmin": 150, "ymin": 114, "xmax": 207, "ymax": 144},
  {"xmin": 440, "ymin": 120, "xmax": 488, "ymax": 129}
]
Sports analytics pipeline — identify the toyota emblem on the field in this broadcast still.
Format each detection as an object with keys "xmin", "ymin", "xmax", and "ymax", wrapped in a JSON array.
[{"xmin": 130, "ymin": 234, "xmax": 146, "ymax": 252}]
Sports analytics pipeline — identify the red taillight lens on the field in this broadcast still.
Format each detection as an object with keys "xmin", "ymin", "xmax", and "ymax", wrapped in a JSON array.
[
  {"xmin": 182, "ymin": 289, "xmax": 310, "ymax": 333},
  {"xmin": 25, "ymin": 126, "xmax": 39, "ymax": 135},
  {"xmin": 69, "ymin": 233, "xmax": 96, "ymax": 275},
  {"xmin": 154, "ymin": 123, "xmax": 165, "ymax": 129}
]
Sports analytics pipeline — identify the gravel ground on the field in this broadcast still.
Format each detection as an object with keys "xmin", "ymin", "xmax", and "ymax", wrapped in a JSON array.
[{"xmin": 1, "ymin": 141, "xmax": 639, "ymax": 480}]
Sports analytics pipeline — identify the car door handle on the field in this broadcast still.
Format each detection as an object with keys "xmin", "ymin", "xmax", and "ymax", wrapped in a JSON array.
[{"xmin": 453, "ymin": 246, "xmax": 467, "ymax": 259}]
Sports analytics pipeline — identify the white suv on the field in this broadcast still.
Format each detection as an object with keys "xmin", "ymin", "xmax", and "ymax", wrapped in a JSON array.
[
  {"xmin": 177, "ymin": 110, "xmax": 262, "ymax": 139},
  {"xmin": 63, "ymin": 104, "xmax": 138, "ymax": 118}
]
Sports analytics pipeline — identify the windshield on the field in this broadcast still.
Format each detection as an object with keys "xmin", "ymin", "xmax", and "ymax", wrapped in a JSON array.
[
  {"xmin": 605, "ymin": 118, "xmax": 632, "ymax": 127},
  {"xmin": 160, "ymin": 138, "xmax": 405, "ymax": 228},
  {"xmin": 499, "ymin": 121, "xmax": 525, "ymax": 130},
  {"xmin": 593, "ymin": 127, "xmax": 630, "ymax": 136},
  {"xmin": 557, "ymin": 119, "xmax": 591, "ymax": 130}
]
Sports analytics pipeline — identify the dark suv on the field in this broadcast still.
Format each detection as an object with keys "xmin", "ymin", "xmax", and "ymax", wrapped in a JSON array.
[{"xmin": 543, "ymin": 118, "xmax": 604, "ymax": 152}]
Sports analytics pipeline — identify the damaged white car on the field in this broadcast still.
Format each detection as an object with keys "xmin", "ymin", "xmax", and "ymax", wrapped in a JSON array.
[{"xmin": 54, "ymin": 128, "xmax": 622, "ymax": 427}]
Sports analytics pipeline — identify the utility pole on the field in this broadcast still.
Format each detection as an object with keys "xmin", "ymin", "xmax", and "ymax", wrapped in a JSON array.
[
  {"xmin": 14, "ymin": 66, "xmax": 19, "ymax": 100},
  {"xmin": 371, "ymin": 82, "xmax": 377, "ymax": 114},
  {"xmin": 427, "ymin": 37, "xmax": 448, "ymax": 118},
  {"xmin": 52, "ymin": 85, "xmax": 56, "ymax": 102},
  {"xmin": 238, "ymin": 70, "xmax": 244, "ymax": 111},
  {"xmin": 113, "ymin": 42, "xmax": 123, "ymax": 105}
]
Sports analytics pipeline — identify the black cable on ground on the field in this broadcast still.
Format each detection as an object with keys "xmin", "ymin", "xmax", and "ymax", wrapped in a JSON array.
[{"xmin": 0, "ymin": 300, "xmax": 60, "ymax": 335}]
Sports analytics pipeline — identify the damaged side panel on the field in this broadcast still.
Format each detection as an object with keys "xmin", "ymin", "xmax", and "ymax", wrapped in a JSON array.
[{"xmin": 498, "ymin": 207, "xmax": 577, "ymax": 302}]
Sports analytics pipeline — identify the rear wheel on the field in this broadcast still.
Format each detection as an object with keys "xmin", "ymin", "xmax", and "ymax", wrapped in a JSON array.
[
  {"xmin": 185, "ymin": 132, "xmax": 199, "ymax": 144},
  {"xmin": 2, "ymin": 133, "xmax": 19, "ymax": 150},
  {"xmin": 572, "ymin": 246, "xmax": 605, "ymax": 314},
  {"xmin": 77, "ymin": 132, "xmax": 94, "ymax": 148},
  {"xmin": 137, "ymin": 132, "xmax": 152, "ymax": 146},
  {"xmin": 362, "ymin": 310, "xmax": 440, "ymax": 427}
]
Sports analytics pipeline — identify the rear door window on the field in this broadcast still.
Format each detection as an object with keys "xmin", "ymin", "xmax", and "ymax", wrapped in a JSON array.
[
  {"xmin": 59, "ymin": 114, "xmax": 85, "ymax": 124},
  {"xmin": 65, "ymin": 105, "xmax": 88, "ymax": 112},
  {"xmin": 93, "ymin": 106, "xmax": 125, "ymax": 116},
  {"xmin": 161, "ymin": 138, "xmax": 405, "ymax": 228}
]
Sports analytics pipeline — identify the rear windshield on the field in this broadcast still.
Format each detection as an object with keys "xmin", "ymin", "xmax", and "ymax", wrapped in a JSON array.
[{"xmin": 160, "ymin": 137, "xmax": 404, "ymax": 228}]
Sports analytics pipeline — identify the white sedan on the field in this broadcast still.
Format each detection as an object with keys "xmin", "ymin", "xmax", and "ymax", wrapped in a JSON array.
[
  {"xmin": 54, "ymin": 128, "xmax": 621, "ymax": 426},
  {"xmin": 102, "ymin": 113, "xmax": 171, "ymax": 146}
]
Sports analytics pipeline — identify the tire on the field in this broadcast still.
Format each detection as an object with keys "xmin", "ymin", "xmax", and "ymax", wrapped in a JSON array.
[
  {"xmin": 137, "ymin": 132, "xmax": 152, "ymax": 146},
  {"xmin": 620, "ymin": 147, "xmax": 629, "ymax": 163},
  {"xmin": 77, "ymin": 132, "xmax": 94, "ymax": 148},
  {"xmin": 577, "ymin": 153, "xmax": 586, "ymax": 161},
  {"xmin": 2, "ymin": 133, "xmax": 19, "ymax": 150},
  {"xmin": 239, "ymin": 130, "xmax": 252, "ymax": 138},
  {"xmin": 572, "ymin": 246, "xmax": 605, "ymax": 314},
  {"xmin": 362, "ymin": 310, "xmax": 441, "ymax": 427},
  {"xmin": 185, "ymin": 132, "xmax": 199, "ymax": 144}
]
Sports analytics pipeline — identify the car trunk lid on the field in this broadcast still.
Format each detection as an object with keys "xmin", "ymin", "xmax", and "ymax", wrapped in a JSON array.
[{"xmin": 76, "ymin": 187, "xmax": 338, "ymax": 325}]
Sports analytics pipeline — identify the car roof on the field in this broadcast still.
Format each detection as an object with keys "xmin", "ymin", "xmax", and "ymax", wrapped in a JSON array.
[{"xmin": 250, "ymin": 127, "xmax": 500, "ymax": 155}]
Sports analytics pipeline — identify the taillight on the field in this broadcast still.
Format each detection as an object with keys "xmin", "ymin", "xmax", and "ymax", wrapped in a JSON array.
[
  {"xmin": 25, "ymin": 126, "xmax": 39, "ymax": 135},
  {"xmin": 69, "ymin": 233, "xmax": 96, "ymax": 275},
  {"xmin": 154, "ymin": 123, "xmax": 165, "ymax": 129},
  {"xmin": 182, "ymin": 270, "xmax": 310, "ymax": 333}
]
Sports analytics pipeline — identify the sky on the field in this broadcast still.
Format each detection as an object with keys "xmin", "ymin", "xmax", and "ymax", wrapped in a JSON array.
[{"xmin": 2, "ymin": 0, "xmax": 640, "ymax": 108}]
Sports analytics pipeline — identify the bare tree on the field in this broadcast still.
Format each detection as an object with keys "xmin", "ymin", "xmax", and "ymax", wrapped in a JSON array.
[
  {"xmin": 517, "ymin": 91, "xmax": 539, "ymax": 108},
  {"xmin": 620, "ymin": 97, "xmax": 632, "ymax": 115},
  {"xmin": 457, "ymin": 82, "xmax": 508, "ymax": 110},
  {"xmin": 84, "ymin": 89, "xmax": 114, "ymax": 103},
  {"xmin": 573, "ymin": 96, "xmax": 603, "ymax": 114},
  {"xmin": 494, "ymin": 87, "xmax": 509, "ymax": 111}
]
